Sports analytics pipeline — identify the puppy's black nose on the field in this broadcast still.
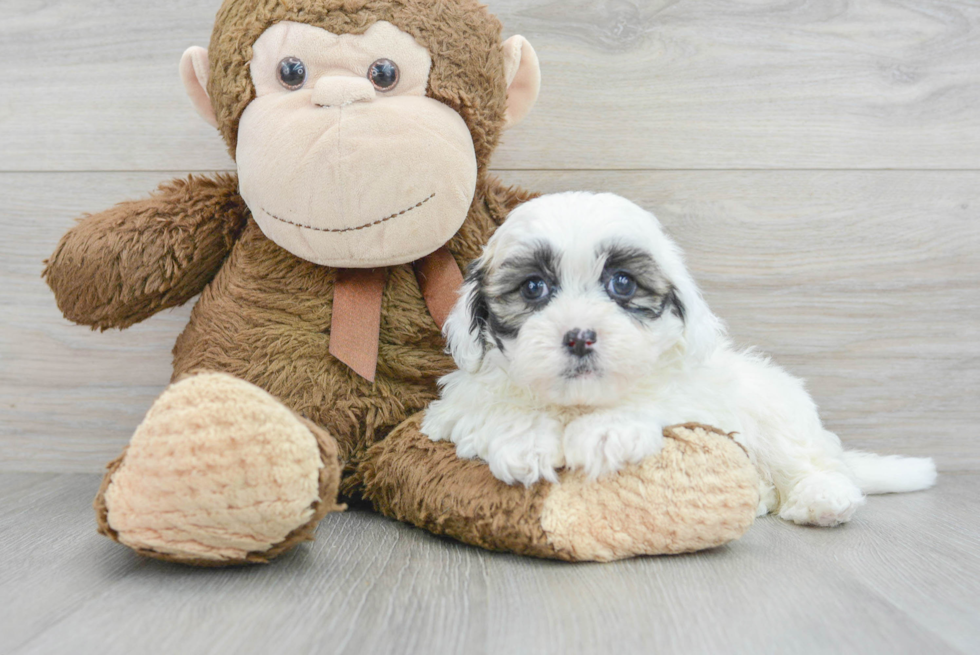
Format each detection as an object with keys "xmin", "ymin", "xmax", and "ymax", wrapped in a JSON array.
[{"xmin": 563, "ymin": 328, "xmax": 597, "ymax": 358}]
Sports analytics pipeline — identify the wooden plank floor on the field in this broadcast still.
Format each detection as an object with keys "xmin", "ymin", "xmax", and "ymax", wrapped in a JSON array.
[{"xmin": 1, "ymin": 472, "xmax": 978, "ymax": 655}]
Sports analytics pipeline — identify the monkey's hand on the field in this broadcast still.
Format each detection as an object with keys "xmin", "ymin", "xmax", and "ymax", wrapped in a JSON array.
[{"xmin": 43, "ymin": 173, "xmax": 248, "ymax": 329}]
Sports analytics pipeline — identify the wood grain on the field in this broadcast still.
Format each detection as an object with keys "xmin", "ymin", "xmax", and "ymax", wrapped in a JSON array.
[
  {"xmin": 1, "ymin": 170, "xmax": 976, "ymax": 472},
  {"xmin": 1, "ymin": 0, "xmax": 979, "ymax": 171},
  {"xmin": 2, "ymin": 471, "xmax": 977, "ymax": 654},
  {"xmin": 2, "ymin": 2, "xmax": 977, "ymax": 652}
]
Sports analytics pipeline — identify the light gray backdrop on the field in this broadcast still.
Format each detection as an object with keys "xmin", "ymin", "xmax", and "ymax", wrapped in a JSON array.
[{"xmin": 1, "ymin": 0, "xmax": 978, "ymax": 472}]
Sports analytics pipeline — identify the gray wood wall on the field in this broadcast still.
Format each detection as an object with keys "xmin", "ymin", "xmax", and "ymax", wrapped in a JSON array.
[{"xmin": 1, "ymin": 0, "xmax": 977, "ymax": 473}]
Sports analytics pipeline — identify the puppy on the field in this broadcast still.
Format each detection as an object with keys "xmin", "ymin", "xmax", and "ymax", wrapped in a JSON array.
[{"xmin": 422, "ymin": 192, "xmax": 936, "ymax": 526}]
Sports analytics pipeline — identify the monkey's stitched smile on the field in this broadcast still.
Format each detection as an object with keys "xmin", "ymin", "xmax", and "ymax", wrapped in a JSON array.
[{"xmin": 259, "ymin": 192, "xmax": 436, "ymax": 234}]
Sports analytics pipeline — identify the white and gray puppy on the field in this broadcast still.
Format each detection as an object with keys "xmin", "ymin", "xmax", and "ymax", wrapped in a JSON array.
[{"xmin": 422, "ymin": 192, "xmax": 936, "ymax": 526}]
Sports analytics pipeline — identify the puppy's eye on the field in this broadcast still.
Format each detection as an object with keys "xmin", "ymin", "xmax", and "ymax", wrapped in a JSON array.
[
  {"xmin": 606, "ymin": 272, "xmax": 637, "ymax": 301},
  {"xmin": 519, "ymin": 276, "xmax": 551, "ymax": 302},
  {"xmin": 368, "ymin": 58, "xmax": 399, "ymax": 91},
  {"xmin": 277, "ymin": 57, "xmax": 307, "ymax": 90}
]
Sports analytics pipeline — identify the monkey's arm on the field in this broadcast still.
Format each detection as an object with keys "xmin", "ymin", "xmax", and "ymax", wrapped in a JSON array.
[{"xmin": 43, "ymin": 173, "xmax": 248, "ymax": 330}]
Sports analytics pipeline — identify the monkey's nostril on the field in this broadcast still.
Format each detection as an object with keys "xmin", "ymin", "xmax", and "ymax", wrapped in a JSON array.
[{"xmin": 563, "ymin": 328, "xmax": 597, "ymax": 357}]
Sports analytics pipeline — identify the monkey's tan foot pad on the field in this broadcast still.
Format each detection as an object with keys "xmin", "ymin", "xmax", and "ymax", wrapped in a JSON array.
[
  {"xmin": 362, "ymin": 415, "xmax": 759, "ymax": 561},
  {"xmin": 95, "ymin": 372, "xmax": 344, "ymax": 565}
]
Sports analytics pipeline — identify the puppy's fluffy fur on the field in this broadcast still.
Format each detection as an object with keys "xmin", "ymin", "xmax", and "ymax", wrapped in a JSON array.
[{"xmin": 422, "ymin": 192, "xmax": 936, "ymax": 526}]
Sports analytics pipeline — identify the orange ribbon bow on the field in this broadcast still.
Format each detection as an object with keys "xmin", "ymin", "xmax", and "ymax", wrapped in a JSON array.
[{"xmin": 328, "ymin": 246, "xmax": 464, "ymax": 382}]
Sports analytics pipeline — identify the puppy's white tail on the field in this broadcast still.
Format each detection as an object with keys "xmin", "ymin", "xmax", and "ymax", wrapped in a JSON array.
[{"xmin": 844, "ymin": 451, "xmax": 937, "ymax": 494}]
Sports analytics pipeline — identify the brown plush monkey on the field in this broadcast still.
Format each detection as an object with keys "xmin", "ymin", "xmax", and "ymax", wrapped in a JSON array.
[{"xmin": 44, "ymin": 0, "xmax": 758, "ymax": 565}]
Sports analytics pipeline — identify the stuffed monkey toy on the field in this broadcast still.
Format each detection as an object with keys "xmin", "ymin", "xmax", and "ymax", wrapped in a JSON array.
[{"xmin": 44, "ymin": 0, "xmax": 759, "ymax": 565}]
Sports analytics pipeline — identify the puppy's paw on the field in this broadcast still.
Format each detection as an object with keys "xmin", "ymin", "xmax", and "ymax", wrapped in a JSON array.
[
  {"xmin": 484, "ymin": 414, "xmax": 565, "ymax": 487},
  {"xmin": 778, "ymin": 471, "xmax": 866, "ymax": 527},
  {"xmin": 563, "ymin": 411, "xmax": 664, "ymax": 480},
  {"xmin": 757, "ymin": 480, "xmax": 779, "ymax": 517},
  {"xmin": 420, "ymin": 398, "xmax": 455, "ymax": 442}
]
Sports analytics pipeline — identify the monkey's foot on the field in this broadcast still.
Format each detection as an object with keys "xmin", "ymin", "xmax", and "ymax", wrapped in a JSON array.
[{"xmin": 95, "ymin": 372, "xmax": 344, "ymax": 565}]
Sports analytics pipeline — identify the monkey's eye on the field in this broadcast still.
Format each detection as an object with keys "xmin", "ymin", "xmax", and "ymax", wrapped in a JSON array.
[
  {"xmin": 519, "ymin": 276, "xmax": 551, "ymax": 303},
  {"xmin": 368, "ymin": 58, "xmax": 399, "ymax": 91},
  {"xmin": 606, "ymin": 272, "xmax": 638, "ymax": 301},
  {"xmin": 277, "ymin": 57, "xmax": 307, "ymax": 90}
]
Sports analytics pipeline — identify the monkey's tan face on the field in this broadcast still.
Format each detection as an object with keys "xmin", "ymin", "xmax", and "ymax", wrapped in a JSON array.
[{"xmin": 236, "ymin": 21, "xmax": 478, "ymax": 268}]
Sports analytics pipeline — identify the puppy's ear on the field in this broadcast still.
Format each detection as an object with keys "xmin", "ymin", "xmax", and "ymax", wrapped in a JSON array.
[
  {"xmin": 672, "ymin": 271, "xmax": 724, "ymax": 363},
  {"xmin": 443, "ymin": 260, "xmax": 490, "ymax": 372},
  {"xmin": 654, "ymin": 234, "xmax": 725, "ymax": 362}
]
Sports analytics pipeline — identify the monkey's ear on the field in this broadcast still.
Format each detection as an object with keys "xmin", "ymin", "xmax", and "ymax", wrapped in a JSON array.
[
  {"xmin": 179, "ymin": 46, "xmax": 218, "ymax": 128},
  {"xmin": 501, "ymin": 36, "xmax": 540, "ymax": 129}
]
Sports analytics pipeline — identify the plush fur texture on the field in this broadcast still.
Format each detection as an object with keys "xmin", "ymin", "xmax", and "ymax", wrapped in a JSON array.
[
  {"xmin": 169, "ymin": 176, "xmax": 526, "ymax": 495},
  {"xmin": 44, "ymin": 0, "xmax": 532, "ymax": 501},
  {"xmin": 45, "ymin": 0, "xmax": 759, "ymax": 564},
  {"xmin": 207, "ymin": 0, "xmax": 510, "ymax": 165},
  {"xmin": 99, "ymin": 373, "xmax": 343, "ymax": 564},
  {"xmin": 363, "ymin": 417, "xmax": 758, "ymax": 561},
  {"xmin": 43, "ymin": 174, "xmax": 247, "ymax": 330},
  {"xmin": 423, "ymin": 192, "xmax": 937, "ymax": 527}
]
